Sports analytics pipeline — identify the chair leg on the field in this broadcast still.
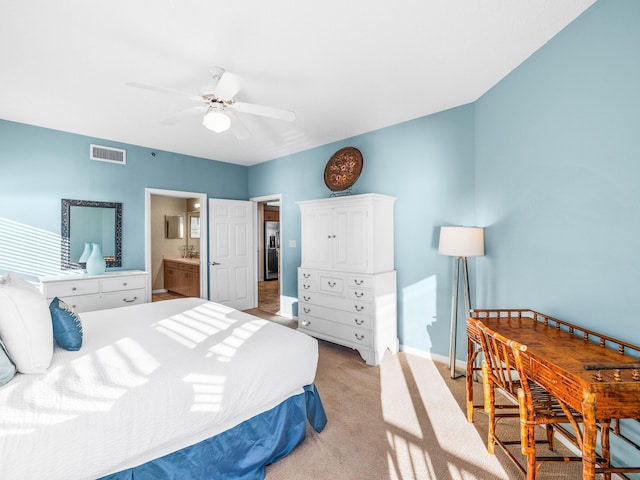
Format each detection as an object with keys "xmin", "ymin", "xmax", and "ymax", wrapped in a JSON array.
[
  {"xmin": 482, "ymin": 361, "xmax": 496, "ymax": 454},
  {"xmin": 545, "ymin": 424, "xmax": 554, "ymax": 451},
  {"xmin": 601, "ymin": 420, "xmax": 611, "ymax": 480},
  {"xmin": 518, "ymin": 389, "xmax": 537, "ymax": 480}
]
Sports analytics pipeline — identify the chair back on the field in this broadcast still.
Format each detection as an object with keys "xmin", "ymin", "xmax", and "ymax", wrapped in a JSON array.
[{"xmin": 476, "ymin": 321, "xmax": 530, "ymax": 400}]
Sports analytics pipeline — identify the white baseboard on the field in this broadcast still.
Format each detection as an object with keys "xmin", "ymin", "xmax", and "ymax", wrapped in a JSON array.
[{"xmin": 399, "ymin": 344, "xmax": 467, "ymax": 370}]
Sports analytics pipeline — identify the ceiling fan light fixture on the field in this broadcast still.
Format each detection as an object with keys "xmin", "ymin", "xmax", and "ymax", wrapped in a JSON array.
[{"xmin": 202, "ymin": 108, "xmax": 231, "ymax": 133}]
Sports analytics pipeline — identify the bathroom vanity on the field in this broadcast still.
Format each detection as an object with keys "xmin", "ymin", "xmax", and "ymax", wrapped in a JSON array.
[{"xmin": 163, "ymin": 257, "xmax": 200, "ymax": 297}]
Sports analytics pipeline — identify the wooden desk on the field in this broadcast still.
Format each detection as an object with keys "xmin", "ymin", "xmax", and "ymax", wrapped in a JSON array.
[{"xmin": 466, "ymin": 309, "xmax": 640, "ymax": 479}]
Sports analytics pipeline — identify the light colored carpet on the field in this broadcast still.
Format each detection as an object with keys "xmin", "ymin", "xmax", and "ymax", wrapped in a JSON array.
[{"xmin": 265, "ymin": 340, "xmax": 590, "ymax": 480}]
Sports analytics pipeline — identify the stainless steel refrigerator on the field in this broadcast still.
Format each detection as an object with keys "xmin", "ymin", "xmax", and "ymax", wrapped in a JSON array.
[{"xmin": 265, "ymin": 221, "xmax": 279, "ymax": 280}]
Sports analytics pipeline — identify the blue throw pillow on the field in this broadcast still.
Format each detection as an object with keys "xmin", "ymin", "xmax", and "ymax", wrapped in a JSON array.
[
  {"xmin": 0, "ymin": 341, "xmax": 17, "ymax": 387},
  {"xmin": 49, "ymin": 297, "xmax": 83, "ymax": 351}
]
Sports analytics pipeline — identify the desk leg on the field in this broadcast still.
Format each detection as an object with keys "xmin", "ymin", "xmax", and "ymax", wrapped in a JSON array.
[
  {"xmin": 466, "ymin": 337, "xmax": 475, "ymax": 422},
  {"xmin": 582, "ymin": 391, "xmax": 597, "ymax": 480}
]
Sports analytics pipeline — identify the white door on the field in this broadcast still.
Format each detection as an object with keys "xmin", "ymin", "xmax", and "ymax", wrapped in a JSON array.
[{"xmin": 208, "ymin": 199, "xmax": 256, "ymax": 310}]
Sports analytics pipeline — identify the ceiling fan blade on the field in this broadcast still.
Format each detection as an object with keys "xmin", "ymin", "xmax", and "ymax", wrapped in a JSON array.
[
  {"xmin": 126, "ymin": 82, "xmax": 201, "ymax": 102},
  {"xmin": 160, "ymin": 105, "xmax": 206, "ymax": 125},
  {"xmin": 230, "ymin": 101, "xmax": 295, "ymax": 122},
  {"xmin": 213, "ymin": 71, "xmax": 242, "ymax": 100},
  {"xmin": 226, "ymin": 110, "xmax": 251, "ymax": 140}
]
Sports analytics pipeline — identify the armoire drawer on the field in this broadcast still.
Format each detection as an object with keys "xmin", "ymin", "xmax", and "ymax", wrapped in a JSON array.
[
  {"xmin": 348, "ymin": 287, "xmax": 372, "ymax": 302},
  {"xmin": 298, "ymin": 269, "xmax": 317, "ymax": 282},
  {"xmin": 300, "ymin": 291, "xmax": 372, "ymax": 316},
  {"xmin": 347, "ymin": 276, "xmax": 374, "ymax": 288},
  {"xmin": 298, "ymin": 316, "xmax": 374, "ymax": 349},
  {"xmin": 318, "ymin": 274, "xmax": 345, "ymax": 296},
  {"xmin": 298, "ymin": 279, "xmax": 316, "ymax": 292},
  {"xmin": 298, "ymin": 302, "xmax": 373, "ymax": 330}
]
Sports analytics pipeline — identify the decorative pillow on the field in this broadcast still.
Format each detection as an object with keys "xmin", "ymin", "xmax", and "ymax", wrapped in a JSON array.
[
  {"xmin": 49, "ymin": 297, "xmax": 83, "ymax": 351},
  {"xmin": 0, "ymin": 341, "xmax": 17, "ymax": 387},
  {"xmin": 0, "ymin": 272, "xmax": 53, "ymax": 373}
]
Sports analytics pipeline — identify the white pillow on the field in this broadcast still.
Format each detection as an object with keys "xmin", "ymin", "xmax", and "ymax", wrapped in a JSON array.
[{"xmin": 0, "ymin": 272, "xmax": 53, "ymax": 373}]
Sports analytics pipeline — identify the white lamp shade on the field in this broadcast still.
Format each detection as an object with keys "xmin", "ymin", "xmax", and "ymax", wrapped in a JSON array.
[
  {"xmin": 202, "ymin": 110, "xmax": 231, "ymax": 133},
  {"xmin": 438, "ymin": 226, "xmax": 484, "ymax": 257}
]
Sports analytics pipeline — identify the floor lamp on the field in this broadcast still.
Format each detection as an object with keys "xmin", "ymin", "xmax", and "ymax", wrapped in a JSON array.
[{"xmin": 438, "ymin": 226, "xmax": 484, "ymax": 379}]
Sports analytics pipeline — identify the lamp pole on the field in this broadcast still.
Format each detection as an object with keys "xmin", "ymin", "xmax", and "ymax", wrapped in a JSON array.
[{"xmin": 448, "ymin": 256, "xmax": 471, "ymax": 379}]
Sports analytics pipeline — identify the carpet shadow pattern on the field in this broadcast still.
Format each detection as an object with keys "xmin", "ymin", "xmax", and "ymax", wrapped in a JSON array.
[{"xmin": 265, "ymin": 341, "xmax": 591, "ymax": 480}]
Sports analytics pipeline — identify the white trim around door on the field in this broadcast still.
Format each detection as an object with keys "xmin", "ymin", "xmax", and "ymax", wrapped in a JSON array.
[{"xmin": 144, "ymin": 188, "xmax": 209, "ymax": 301}]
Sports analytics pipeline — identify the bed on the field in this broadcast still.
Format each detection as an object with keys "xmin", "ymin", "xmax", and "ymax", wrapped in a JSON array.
[{"xmin": 0, "ymin": 294, "xmax": 326, "ymax": 480}]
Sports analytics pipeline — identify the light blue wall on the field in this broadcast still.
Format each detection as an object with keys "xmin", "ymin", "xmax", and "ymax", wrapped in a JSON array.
[
  {"xmin": 249, "ymin": 104, "xmax": 476, "ymax": 355},
  {"xmin": 1, "ymin": 0, "xmax": 636, "ymax": 361},
  {"xmin": 0, "ymin": 120, "xmax": 247, "ymax": 277},
  {"xmin": 475, "ymin": 0, "xmax": 640, "ymax": 344}
]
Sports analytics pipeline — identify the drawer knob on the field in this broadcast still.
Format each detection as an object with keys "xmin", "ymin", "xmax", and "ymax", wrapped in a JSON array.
[
  {"xmin": 355, "ymin": 305, "xmax": 365, "ymax": 312},
  {"xmin": 304, "ymin": 273, "xmax": 311, "ymax": 278},
  {"xmin": 304, "ymin": 284, "xmax": 311, "ymax": 290},
  {"xmin": 123, "ymin": 282, "xmax": 128, "ymax": 286},
  {"xmin": 302, "ymin": 320, "xmax": 311, "ymax": 327},
  {"xmin": 303, "ymin": 296, "xmax": 311, "ymax": 301},
  {"xmin": 354, "ymin": 333, "xmax": 365, "ymax": 341},
  {"xmin": 123, "ymin": 297, "xmax": 137, "ymax": 303},
  {"xmin": 72, "ymin": 287, "xmax": 77, "ymax": 291},
  {"xmin": 354, "ymin": 318, "xmax": 364, "ymax": 326},
  {"xmin": 327, "ymin": 281, "xmax": 336, "ymax": 288},
  {"xmin": 354, "ymin": 291, "xmax": 364, "ymax": 298},
  {"xmin": 303, "ymin": 307, "xmax": 311, "ymax": 314},
  {"xmin": 354, "ymin": 279, "xmax": 364, "ymax": 285}
]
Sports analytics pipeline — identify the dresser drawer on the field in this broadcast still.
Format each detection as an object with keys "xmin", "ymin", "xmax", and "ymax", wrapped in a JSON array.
[
  {"xmin": 101, "ymin": 289, "xmax": 147, "ymax": 309},
  {"xmin": 101, "ymin": 275, "xmax": 147, "ymax": 293},
  {"xmin": 318, "ymin": 274, "xmax": 345, "ymax": 295},
  {"xmin": 57, "ymin": 294, "xmax": 103, "ymax": 313},
  {"xmin": 45, "ymin": 279, "xmax": 100, "ymax": 298},
  {"xmin": 298, "ymin": 316, "xmax": 373, "ymax": 349},
  {"xmin": 299, "ymin": 302, "xmax": 373, "ymax": 330}
]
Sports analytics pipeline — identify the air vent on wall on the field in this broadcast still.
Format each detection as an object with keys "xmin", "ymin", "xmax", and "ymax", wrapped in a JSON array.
[{"xmin": 90, "ymin": 144, "xmax": 126, "ymax": 165}]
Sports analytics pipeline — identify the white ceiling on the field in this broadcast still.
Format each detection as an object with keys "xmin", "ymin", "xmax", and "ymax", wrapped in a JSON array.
[{"xmin": 0, "ymin": 0, "xmax": 595, "ymax": 166}]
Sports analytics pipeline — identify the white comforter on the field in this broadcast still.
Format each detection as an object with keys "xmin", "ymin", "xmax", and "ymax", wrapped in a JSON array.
[{"xmin": 0, "ymin": 298, "xmax": 318, "ymax": 480}]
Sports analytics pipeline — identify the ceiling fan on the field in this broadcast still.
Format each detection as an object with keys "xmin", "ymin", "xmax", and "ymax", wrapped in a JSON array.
[{"xmin": 127, "ymin": 67, "xmax": 295, "ymax": 135}]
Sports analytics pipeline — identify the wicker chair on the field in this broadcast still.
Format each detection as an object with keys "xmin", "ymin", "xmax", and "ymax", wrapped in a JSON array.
[{"xmin": 476, "ymin": 321, "xmax": 595, "ymax": 479}]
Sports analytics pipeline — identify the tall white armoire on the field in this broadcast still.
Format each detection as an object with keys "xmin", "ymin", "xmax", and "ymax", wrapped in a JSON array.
[{"xmin": 297, "ymin": 193, "xmax": 398, "ymax": 366}]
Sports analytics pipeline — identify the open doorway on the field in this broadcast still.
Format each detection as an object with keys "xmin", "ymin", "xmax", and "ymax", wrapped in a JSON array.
[
  {"xmin": 250, "ymin": 194, "xmax": 281, "ymax": 315},
  {"xmin": 144, "ymin": 188, "xmax": 208, "ymax": 302}
]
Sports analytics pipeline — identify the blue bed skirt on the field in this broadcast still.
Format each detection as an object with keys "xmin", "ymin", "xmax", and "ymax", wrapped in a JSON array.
[{"xmin": 99, "ymin": 384, "xmax": 327, "ymax": 480}]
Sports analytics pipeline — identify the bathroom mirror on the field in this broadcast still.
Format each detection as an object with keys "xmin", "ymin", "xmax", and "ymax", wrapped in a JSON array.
[
  {"xmin": 61, "ymin": 199, "xmax": 122, "ymax": 269},
  {"xmin": 165, "ymin": 215, "xmax": 184, "ymax": 239},
  {"xmin": 188, "ymin": 212, "xmax": 200, "ymax": 239}
]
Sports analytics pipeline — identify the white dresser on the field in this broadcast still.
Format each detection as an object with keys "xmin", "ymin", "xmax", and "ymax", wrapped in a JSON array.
[
  {"xmin": 297, "ymin": 194, "xmax": 398, "ymax": 366},
  {"xmin": 39, "ymin": 270, "xmax": 149, "ymax": 313}
]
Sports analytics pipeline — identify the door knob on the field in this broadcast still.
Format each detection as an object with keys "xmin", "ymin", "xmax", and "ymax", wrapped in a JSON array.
[{"xmin": 210, "ymin": 261, "xmax": 221, "ymax": 266}]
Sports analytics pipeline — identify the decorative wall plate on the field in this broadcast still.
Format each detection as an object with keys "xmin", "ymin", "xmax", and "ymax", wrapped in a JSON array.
[{"xmin": 324, "ymin": 147, "xmax": 363, "ymax": 192}]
